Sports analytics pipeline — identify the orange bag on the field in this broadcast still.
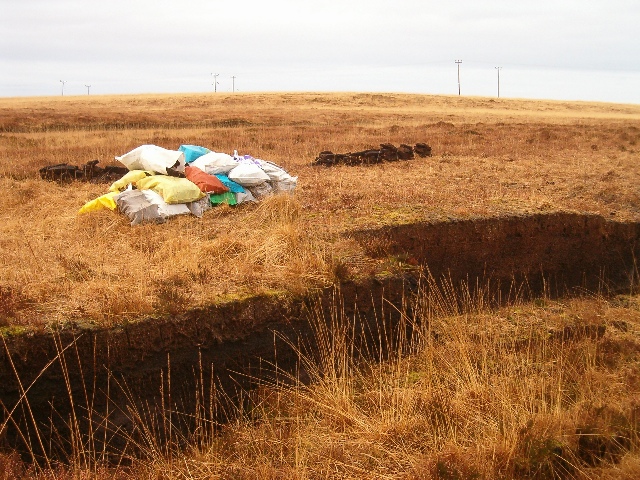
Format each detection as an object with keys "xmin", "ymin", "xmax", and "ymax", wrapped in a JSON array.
[{"xmin": 184, "ymin": 165, "xmax": 229, "ymax": 194}]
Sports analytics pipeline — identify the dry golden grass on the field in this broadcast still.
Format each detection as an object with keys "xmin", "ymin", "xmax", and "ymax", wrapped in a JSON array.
[
  {"xmin": 1, "ymin": 92, "xmax": 639, "ymax": 327},
  {"xmin": 0, "ymin": 90, "xmax": 639, "ymax": 477},
  {"xmin": 3, "ymin": 279, "xmax": 638, "ymax": 479},
  {"xmin": 160, "ymin": 289, "xmax": 639, "ymax": 480}
]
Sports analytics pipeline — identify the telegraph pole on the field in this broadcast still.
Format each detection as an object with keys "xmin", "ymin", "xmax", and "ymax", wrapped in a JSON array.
[
  {"xmin": 231, "ymin": 75, "xmax": 236, "ymax": 92},
  {"xmin": 85, "ymin": 85, "xmax": 91, "ymax": 95},
  {"xmin": 60, "ymin": 80, "xmax": 66, "ymax": 96},
  {"xmin": 455, "ymin": 60, "xmax": 462, "ymax": 95},
  {"xmin": 211, "ymin": 73, "xmax": 219, "ymax": 92},
  {"xmin": 495, "ymin": 67, "xmax": 502, "ymax": 98}
]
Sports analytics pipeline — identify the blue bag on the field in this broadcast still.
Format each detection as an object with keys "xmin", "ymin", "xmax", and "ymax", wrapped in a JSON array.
[
  {"xmin": 179, "ymin": 145, "xmax": 210, "ymax": 164},
  {"xmin": 214, "ymin": 174, "xmax": 245, "ymax": 193}
]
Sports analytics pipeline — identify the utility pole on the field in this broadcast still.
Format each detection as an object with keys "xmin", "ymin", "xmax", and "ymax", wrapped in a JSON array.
[
  {"xmin": 85, "ymin": 85, "xmax": 91, "ymax": 95},
  {"xmin": 60, "ymin": 80, "xmax": 66, "ymax": 96},
  {"xmin": 495, "ymin": 67, "xmax": 502, "ymax": 98},
  {"xmin": 455, "ymin": 60, "xmax": 462, "ymax": 95},
  {"xmin": 231, "ymin": 75, "xmax": 236, "ymax": 93},
  {"xmin": 211, "ymin": 73, "xmax": 219, "ymax": 92}
]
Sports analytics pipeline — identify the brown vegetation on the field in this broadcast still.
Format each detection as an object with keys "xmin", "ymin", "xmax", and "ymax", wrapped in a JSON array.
[
  {"xmin": 1, "ymin": 92, "xmax": 639, "ymax": 327},
  {"xmin": 0, "ymin": 92, "xmax": 639, "ymax": 478},
  {"xmin": 1, "ymin": 280, "xmax": 639, "ymax": 479},
  {"xmin": 157, "ymin": 291, "xmax": 640, "ymax": 479}
]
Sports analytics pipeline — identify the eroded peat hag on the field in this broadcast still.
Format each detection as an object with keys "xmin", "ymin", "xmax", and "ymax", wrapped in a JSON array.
[{"xmin": 0, "ymin": 212, "xmax": 638, "ymax": 464}]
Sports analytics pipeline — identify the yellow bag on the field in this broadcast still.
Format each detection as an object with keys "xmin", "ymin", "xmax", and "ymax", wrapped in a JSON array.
[
  {"xmin": 108, "ymin": 170, "xmax": 154, "ymax": 192},
  {"xmin": 78, "ymin": 191, "xmax": 119, "ymax": 214},
  {"xmin": 135, "ymin": 175, "xmax": 204, "ymax": 204}
]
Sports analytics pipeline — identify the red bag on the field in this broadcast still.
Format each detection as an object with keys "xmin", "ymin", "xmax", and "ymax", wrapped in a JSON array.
[{"xmin": 184, "ymin": 165, "xmax": 229, "ymax": 194}]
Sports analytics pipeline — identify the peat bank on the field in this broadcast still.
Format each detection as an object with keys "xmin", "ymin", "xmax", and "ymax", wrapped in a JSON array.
[{"xmin": 1, "ymin": 211, "xmax": 638, "ymax": 460}]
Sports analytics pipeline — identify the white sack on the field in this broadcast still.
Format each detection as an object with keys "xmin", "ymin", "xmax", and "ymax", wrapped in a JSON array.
[
  {"xmin": 235, "ymin": 190, "xmax": 257, "ymax": 204},
  {"xmin": 247, "ymin": 182, "xmax": 273, "ymax": 199},
  {"xmin": 191, "ymin": 151, "xmax": 238, "ymax": 175},
  {"xmin": 141, "ymin": 190, "xmax": 192, "ymax": 219},
  {"xmin": 228, "ymin": 163, "xmax": 270, "ymax": 187},
  {"xmin": 186, "ymin": 196, "xmax": 212, "ymax": 217},
  {"xmin": 115, "ymin": 145, "xmax": 185, "ymax": 175},
  {"xmin": 270, "ymin": 176, "xmax": 298, "ymax": 193},
  {"xmin": 255, "ymin": 160, "xmax": 297, "ymax": 192},
  {"xmin": 115, "ymin": 190, "xmax": 164, "ymax": 226},
  {"xmin": 257, "ymin": 160, "xmax": 291, "ymax": 182}
]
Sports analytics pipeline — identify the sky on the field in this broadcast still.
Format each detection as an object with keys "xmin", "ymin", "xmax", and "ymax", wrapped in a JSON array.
[{"xmin": 1, "ymin": 0, "xmax": 640, "ymax": 103}]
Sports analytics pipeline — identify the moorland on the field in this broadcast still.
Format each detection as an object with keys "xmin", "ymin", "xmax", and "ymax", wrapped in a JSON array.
[
  {"xmin": 0, "ymin": 92, "xmax": 639, "ymax": 327},
  {"xmin": 0, "ymin": 92, "xmax": 638, "ymax": 479}
]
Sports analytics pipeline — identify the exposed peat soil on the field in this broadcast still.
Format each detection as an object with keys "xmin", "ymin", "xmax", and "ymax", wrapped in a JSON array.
[{"xmin": 1, "ymin": 212, "xmax": 638, "ymax": 461}]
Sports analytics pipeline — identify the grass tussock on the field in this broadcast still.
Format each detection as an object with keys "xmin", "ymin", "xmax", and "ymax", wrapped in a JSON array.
[{"xmin": 3, "ymin": 279, "xmax": 638, "ymax": 479}]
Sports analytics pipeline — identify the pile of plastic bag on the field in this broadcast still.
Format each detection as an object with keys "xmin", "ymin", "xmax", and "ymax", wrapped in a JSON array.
[{"xmin": 78, "ymin": 144, "xmax": 297, "ymax": 226}]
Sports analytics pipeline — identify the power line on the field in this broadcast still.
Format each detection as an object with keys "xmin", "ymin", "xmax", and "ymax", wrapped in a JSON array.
[{"xmin": 211, "ymin": 73, "xmax": 219, "ymax": 92}]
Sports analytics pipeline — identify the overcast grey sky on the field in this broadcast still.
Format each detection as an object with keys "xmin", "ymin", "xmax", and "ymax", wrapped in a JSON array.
[{"xmin": 2, "ymin": 0, "xmax": 639, "ymax": 102}]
